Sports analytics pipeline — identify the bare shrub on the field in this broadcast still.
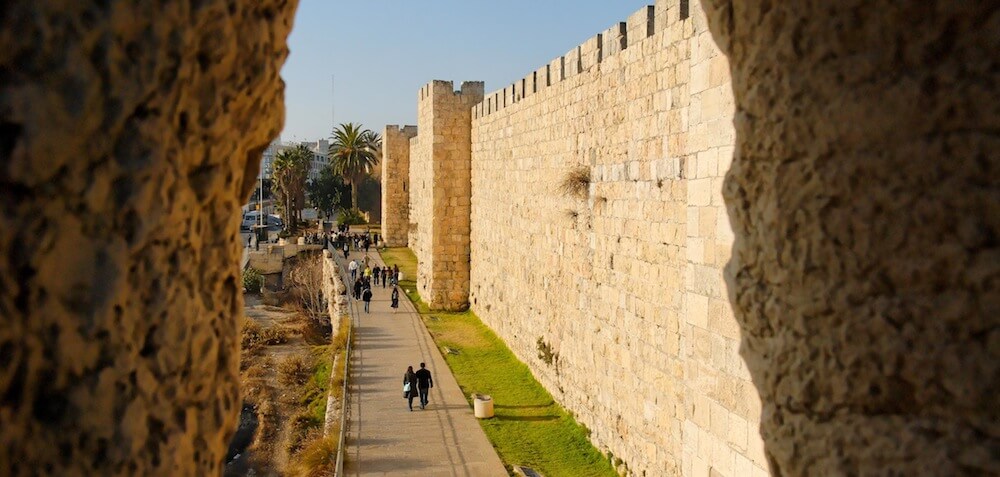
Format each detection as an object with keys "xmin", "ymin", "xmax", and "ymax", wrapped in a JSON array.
[
  {"xmin": 287, "ymin": 256, "xmax": 326, "ymax": 323},
  {"xmin": 559, "ymin": 166, "xmax": 590, "ymax": 199},
  {"xmin": 278, "ymin": 355, "xmax": 312, "ymax": 387},
  {"xmin": 260, "ymin": 326, "xmax": 289, "ymax": 345},
  {"xmin": 242, "ymin": 320, "xmax": 266, "ymax": 354}
]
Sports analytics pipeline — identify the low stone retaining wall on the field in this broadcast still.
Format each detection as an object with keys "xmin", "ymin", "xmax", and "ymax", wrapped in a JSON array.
[{"xmin": 321, "ymin": 250, "xmax": 350, "ymax": 439}]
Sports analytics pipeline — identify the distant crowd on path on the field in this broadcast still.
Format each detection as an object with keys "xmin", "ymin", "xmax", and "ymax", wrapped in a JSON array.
[
  {"xmin": 329, "ymin": 224, "xmax": 381, "ymax": 260},
  {"xmin": 349, "ymin": 259, "xmax": 402, "ymax": 314},
  {"xmin": 403, "ymin": 363, "xmax": 434, "ymax": 411},
  {"xmin": 244, "ymin": 222, "xmax": 379, "ymax": 253}
]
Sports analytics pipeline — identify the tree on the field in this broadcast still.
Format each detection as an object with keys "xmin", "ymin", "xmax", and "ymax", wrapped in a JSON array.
[
  {"xmin": 307, "ymin": 166, "xmax": 350, "ymax": 219},
  {"xmin": 272, "ymin": 145, "xmax": 310, "ymax": 232},
  {"xmin": 328, "ymin": 123, "xmax": 381, "ymax": 210}
]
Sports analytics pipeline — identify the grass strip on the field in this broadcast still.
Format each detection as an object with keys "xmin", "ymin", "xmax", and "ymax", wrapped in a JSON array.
[{"xmin": 380, "ymin": 247, "xmax": 616, "ymax": 477}]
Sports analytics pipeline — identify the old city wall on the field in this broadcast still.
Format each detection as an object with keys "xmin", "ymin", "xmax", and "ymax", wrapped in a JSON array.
[
  {"xmin": 406, "ymin": 81, "xmax": 484, "ymax": 310},
  {"xmin": 467, "ymin": 2, "xmax": 761, "ymax": 476},
  {"xmin": 382, "ymin": 125, "xmax": 417, "ymax": 247},
  {"xmin": 390, "ymin": 1, "xmax": 764, "ymax": 476}
]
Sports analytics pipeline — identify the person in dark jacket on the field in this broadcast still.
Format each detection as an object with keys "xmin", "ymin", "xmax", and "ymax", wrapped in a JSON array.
[
  {"xmin": 403, "ymin": 366, "xmax": 418, "ymax": 411},
  {"xmin": 391, "ymin": 286, "xmax": 400, "ymax": 312},
  {"xmin": 353, "ymin": 278, "xmax": 362, "ymax": 300},
  {"xmin": 414, "ymin": 362, "xmax": 433, "ymax": 409},
  {"xmin": 362, "ymin": 286, "xmax": 373, "ymax": 313}
]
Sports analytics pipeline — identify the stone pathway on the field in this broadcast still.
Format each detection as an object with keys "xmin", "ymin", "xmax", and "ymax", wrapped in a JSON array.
[{"xmin": 331, "ymin": 247, "xmax": 507, "ymax": 477}]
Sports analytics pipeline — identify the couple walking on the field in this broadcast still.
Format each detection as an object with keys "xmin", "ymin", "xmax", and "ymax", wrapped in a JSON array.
[{"xmin": 402, "ymin": 363, "xmax": 433, "ymax": 411}]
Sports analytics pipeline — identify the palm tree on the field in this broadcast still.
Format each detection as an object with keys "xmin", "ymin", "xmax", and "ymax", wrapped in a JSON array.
[
  {"xmin": 272, "ymin": 145, "xmax": 311, "ymax": 231},
  {"xmin": 328, "ymin": 123, "xmax": 381, "ymax": 210}
]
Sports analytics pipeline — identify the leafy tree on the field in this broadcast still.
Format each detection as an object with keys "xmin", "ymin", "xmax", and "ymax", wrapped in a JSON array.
[
  {"xmin": 328, "ymin": 123, "xmax": 381, "ymax": 210},
  {"xmin": 272, "ymin": 145, "xmax": 310, "ymax": 231},
  {"xmin": 307, "ymin": 166, "xmax": 350, "ymax": 219}
]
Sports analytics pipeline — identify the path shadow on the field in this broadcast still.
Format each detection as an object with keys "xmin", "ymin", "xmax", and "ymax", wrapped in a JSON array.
[
  {"xmin": 493, "ymin": 414, "xmax": 559, "ymax": 422},
  {"xmin": 494, "ymin": 403, "xmax": 553, "ymax": 409}
]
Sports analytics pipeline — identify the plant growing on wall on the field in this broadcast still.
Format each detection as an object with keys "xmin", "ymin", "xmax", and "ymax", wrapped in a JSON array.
[
  {"xmin": 536, "ymin": 337, "xmax": 559, "ymax": 366},
  {"xmin": 559, "ymin": 165, "xmax": 591, "ymax": 199},
  {"xmin": 328, "ymin": 122, "xmax": 381, "ymax": 210}
]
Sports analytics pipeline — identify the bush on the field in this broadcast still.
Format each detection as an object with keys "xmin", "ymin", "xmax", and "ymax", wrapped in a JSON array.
[
  {"xmin": 337, "ymin": 208, "xmax": 366, "ymax": 226},
  {"xmin": 290, "ymin": 432, "xmax": 337, "ymax": 477},
  {"xmin": 242, "ymin": 320, "xmax": 266, "ymax": 354},
  {"xmin": 242, "ymin": 320, "xmax": 289, "ymax": 354},
  {"xmin": 278, "ymin": 355, "xmax": 312, "ymax": 387},
  {"xmin": 243, "ymin": 268, "xmax": 264, "ymax": 294},
  {"xmin": 260, "ymin": 326, "xmax": 290, "ymax": 346}
]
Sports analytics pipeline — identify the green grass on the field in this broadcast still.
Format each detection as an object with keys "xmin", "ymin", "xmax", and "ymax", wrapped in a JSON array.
[{"xmin": 380, "ymin": 248, "xmax": 616, "ymax": 477}]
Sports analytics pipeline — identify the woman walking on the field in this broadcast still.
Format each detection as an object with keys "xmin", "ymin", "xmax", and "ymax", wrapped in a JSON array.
[
  {"xmin": 403, "ymin": 365, "xmax": 418, "ymax": 411},
  {"xmin": 391, "ymin": 286, "xmax": 400, "ymax": 313}
]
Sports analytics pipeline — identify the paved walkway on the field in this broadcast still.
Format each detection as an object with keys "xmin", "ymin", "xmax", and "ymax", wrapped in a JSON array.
[{"xmin": 331, "ymin": 247, "xmax": 506, "ymax": 477}]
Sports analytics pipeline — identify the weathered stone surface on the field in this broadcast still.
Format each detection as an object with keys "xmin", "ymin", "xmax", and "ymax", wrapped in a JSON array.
[
  {"xmin": 401, "ymin": 3, "xmax": 753, "ymax": 476},
  {"xmin": 408, "ymin": 80, "xmax": 483, "ymax": 311},
  {"xmin": 703, "ymin": 1, "xmax": 999, "ymax": 475},
  {"xmin": 382, "ymin": 125, "xmax": 417, "ymax": 247},
  {"xmin": 0, "ymin": 0, "xmax": 297, "ymax": 474},
  {"xmin": 394, "ymin": 1, "xmax": 997, "ymax": 476}
]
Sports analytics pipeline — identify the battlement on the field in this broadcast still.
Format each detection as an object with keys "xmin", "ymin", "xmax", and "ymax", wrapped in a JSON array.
[
  {"xmin": 420, "ymin": 80, "xmax": 486, "ymax": 105},
  {"xmin": 474, "ymin": 1, "xmax": 693, "ymax": 120},
  {"xmin": 385, "ymin": 124, "xmax": 418, "ymax": 137}
]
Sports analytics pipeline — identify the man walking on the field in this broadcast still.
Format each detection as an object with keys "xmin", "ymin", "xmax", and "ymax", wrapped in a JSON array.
[
  {"xmin": 362, "ymin": 286, "xmax": 373, "ymax": 313},
  {"xmin": 348, "ymin": 259, "xmax": 359, "ymax": 281},
  {"xmin": 414, "ymin": 362, "xmax": 433, "ymax": 409}
]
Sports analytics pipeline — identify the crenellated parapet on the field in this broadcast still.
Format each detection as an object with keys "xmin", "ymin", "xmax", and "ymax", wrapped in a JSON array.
[{"xmin": 472, "ymin": 3, "xmax": 688, "ymax": 120}]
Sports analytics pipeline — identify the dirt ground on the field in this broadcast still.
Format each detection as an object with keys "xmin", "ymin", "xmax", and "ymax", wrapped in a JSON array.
[{"xmin": 225, "ymin": 294, "xmax": 326, "ymax": 476}]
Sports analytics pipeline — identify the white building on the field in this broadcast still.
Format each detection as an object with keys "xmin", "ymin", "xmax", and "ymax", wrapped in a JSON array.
[
  {"xmin": 304, "ymin": 139, "xmax": 330, "ymax": 181},
  {"xmin": 257, "ymin": 138, "xmax": 330, "ymax": 181}
]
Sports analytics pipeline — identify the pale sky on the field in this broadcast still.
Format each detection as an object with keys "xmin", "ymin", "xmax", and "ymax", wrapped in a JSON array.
[{"xmin": 279, "ymin": 0, "xmax": 647, "ymax": 142}]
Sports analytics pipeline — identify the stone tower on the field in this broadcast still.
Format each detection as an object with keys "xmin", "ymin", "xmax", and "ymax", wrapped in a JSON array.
[
  {"xmin": 381, "ymin": 125, "xmax": 418, "ymax": 246},
  {"xmin": 408, "ymin": 80, "xmax": 484, "ymax": 310}
]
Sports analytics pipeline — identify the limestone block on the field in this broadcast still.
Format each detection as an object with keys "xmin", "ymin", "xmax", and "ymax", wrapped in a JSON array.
[
  {"xmin": 580, "ymin": 34, "xmax": 602, "ymax": 71},
  {"xmin": 603, "ymin": 22, "xmax": 628, "ymax": 59},
  {"xmin": 564, "ymin": 46, "xmax": 582, "ymax": 78},
  {"xmin": 627, "ymin": 6, "xmax": 655, "ymax": 48}
]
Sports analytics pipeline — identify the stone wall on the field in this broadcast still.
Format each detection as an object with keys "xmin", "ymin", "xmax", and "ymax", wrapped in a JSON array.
[
  {"xmin": 702, "ymin": 1, "xmax": 999, "ymax": 475},
  {"xmin": 407, "ymin": 81, "xmax": 484, "ymax": 310},
  {"xmin": 469, "ymin": 2, "xmax": 761, "ymax": 475},
  {"xmin": 381, "ymin": 125, "xmax": 417, "ymax": 247},
  {"xmin": 401, "ymin": 1, "xmax": 764, "ymax": 476},
  {"xmin": 0, "ymin": 0, "xmax": 298, "ymax": 474}
]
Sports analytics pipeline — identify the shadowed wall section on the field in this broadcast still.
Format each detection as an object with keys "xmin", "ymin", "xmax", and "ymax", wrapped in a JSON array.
[
  {"xmin": 0, "ymin": 0, "xmax": 298, "ymax": 474},
  {"xmin": 702, "ymin": 1, "xmax": 999, "ymax": 475}
]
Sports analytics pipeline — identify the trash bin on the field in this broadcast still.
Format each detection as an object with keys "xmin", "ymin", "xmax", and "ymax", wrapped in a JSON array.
[{"xmin": 473, "ymin": 394, "xmax": 494, "ymax": 419}]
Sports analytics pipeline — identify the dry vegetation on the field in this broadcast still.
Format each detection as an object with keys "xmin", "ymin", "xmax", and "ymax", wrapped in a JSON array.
[
  {"xmin": 228, "ymin": 254, "xmax": 353, "ymax": 477},
  {"xmin": 559, "ymin": 165, "xmax": 591, "ymax": 199}
]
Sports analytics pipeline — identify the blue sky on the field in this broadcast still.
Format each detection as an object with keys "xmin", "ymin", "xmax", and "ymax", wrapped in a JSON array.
[{"xmin": 279, "ymin": 0, "xmax": 647, "ymax": 142}]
